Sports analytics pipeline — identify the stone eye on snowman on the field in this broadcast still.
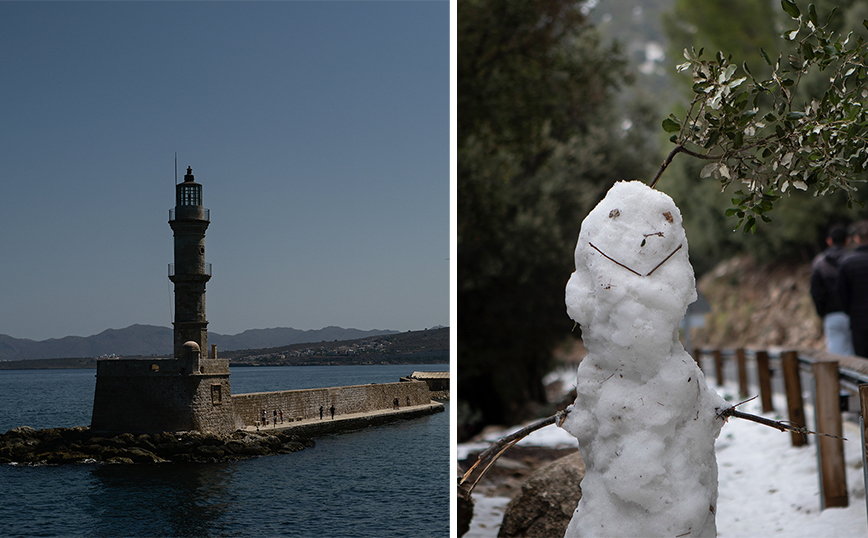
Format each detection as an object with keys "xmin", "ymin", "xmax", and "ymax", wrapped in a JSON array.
[{"xmin": 560, "ymin": 180, "xmax": 729, "ymax": 538}]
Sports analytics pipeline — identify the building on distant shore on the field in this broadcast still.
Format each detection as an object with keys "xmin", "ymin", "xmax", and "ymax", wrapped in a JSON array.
[{"xmin": 402, "ymin": 371, "xmax": 449, "ymax": 399}]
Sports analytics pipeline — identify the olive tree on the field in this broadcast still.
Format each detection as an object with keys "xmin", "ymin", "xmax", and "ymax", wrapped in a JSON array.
[{"xmin": 657, "ymin": 0, "xmax": 868, "ymax": 232}]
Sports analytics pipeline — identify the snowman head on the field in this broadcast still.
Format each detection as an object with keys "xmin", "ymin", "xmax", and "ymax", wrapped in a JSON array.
[{"xmin": 566, "ymin": 181, "xmax": 696, "ymax": 349}]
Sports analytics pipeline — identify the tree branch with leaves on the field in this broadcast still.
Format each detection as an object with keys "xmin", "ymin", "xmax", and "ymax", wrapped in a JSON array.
[{"xmin": 655, "ymin": 0, "xmax": 868, "ymax": 232}]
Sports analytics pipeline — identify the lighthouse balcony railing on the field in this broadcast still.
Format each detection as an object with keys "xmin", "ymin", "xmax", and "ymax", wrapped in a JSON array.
[
  {"xmin": 169, "ymin": 263, "xmax": 211, "ymax": 277},
  {"xmin": 169, "ymin": 208, "xmax": 210, "ymax": 221}
]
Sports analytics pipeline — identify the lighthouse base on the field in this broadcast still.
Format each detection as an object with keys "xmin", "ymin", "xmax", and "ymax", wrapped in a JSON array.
[{"xmin": 90, "ymin": 358, "xmax": 236, "ymax": 435}]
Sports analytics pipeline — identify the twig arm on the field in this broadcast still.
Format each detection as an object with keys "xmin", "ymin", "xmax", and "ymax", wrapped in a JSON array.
[
  {"xmin": 458, "ymin": 408, "xmax": 570, "ymax": 499},
  {"xmin": 716, "ymin": 402, "xmax": 846, "ymax": 440}
]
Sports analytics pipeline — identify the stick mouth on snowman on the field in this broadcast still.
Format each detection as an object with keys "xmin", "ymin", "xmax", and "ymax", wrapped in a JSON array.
[{"xmin": 588, "ymin": 241, "xmax": 682, "ymax": 277}]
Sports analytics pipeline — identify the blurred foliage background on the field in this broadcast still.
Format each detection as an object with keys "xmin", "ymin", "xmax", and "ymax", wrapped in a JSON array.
[{"xmin": 458, "ymin": 0, "xmax": 868, "ymax": 440}]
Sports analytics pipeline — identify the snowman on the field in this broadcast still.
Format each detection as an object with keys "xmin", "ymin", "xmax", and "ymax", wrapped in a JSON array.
[{"xmin": 560, "ymin": 180, "xmax": 728, "ymax": 537}]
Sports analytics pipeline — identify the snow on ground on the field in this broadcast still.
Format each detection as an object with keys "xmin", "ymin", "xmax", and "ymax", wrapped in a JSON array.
[
  {"xmin": 715, "ymin": 391, "xmax": 866, "ymax": 537},
  {"xmin": 460, "ymin": 382, "xmax": 868, "ymax": 538}
]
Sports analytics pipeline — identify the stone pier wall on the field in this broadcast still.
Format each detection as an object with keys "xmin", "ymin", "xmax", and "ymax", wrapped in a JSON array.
[
  {"xmin": 92, "ymin": 359, "xmax": 434, "ymax": 436},
  {"xmin": 232, "ymin": 380, "xmax": 431, "ymax": 426}
]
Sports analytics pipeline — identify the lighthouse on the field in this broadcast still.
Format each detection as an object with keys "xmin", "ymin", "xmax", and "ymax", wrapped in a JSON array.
[
  {"xmin": 91, "ymin": 165, "xmax": 235, "ymax": 435},
  {"xmin": 169, "ymin": 167, "xmax": 211, "ymax": 370}
]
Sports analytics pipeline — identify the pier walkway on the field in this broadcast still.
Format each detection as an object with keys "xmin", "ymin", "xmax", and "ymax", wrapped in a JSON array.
[{"xmin": 241, "ymin": 401, "xmax": 444, "ymax": 438}]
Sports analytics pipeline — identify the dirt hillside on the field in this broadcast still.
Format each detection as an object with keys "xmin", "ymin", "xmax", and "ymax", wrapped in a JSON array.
[{"xmin": 692, "ymin": 255, "xmax": 824, "ymax": 351}]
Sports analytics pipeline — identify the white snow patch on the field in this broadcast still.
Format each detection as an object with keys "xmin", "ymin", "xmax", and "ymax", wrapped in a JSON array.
[{"xmin": 463, "ymin": 495, "xmax": 511, "ymax": 538}]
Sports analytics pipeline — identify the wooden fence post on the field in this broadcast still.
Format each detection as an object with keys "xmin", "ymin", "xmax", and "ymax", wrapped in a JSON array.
[
  {"xmin": 860, "ymin": 384, "xmax": 868, "ymax": 520},
  {"xmin": 812, "ymin": 361, "xmax": 848, "ymax": 508},
  {"xmin": 736, "ymin": 348, "xmax": 749, "ymax": 398},
  {"xmin": 714, "ymin": 349, "xmax": 724, "ymax": 386},
  {"xmin": 781, "ymin": 351, "xmax": 808, "ymax": 447},
  {"xmin": 756, "ymin": 350, "xmax": 774, "ymax": 413}
]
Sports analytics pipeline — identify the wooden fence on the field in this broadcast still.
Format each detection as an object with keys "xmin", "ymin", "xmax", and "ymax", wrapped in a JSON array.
[{"xmin": 694, "ymin": 347, "xmax": 868, "ymax": 514}]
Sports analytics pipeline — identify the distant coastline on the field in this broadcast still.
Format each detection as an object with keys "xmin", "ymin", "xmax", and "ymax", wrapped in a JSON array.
[{"xmin": 0, "ymin": 327, "xmax": 449, "ymax": 370}]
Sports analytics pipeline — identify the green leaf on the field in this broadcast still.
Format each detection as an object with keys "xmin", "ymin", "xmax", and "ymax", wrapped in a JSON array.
[
  {"xmin": 801, "ymin": 41, "xmax": 815, "ymax": 60},
  {"xmin": 781, "ymin": 0, "xmax": 800, "ymax": 19},
  {"xmin": 808, "ymin": 4, "xmax": 818, "ymax": 25},
  {"xmin": 704, "ymin": 131, "xmax": 720, "ymax": 149},
  {"xmin": 725, "ymin": 208, "xmax": 739, "ymax": 217},
  {"xmin": 760, "ymin": 47, "xmax": 772, "ymax": 66},
  {"xmin": 662, "ymin": 118, "xmax": 681, "ymax": 133}
]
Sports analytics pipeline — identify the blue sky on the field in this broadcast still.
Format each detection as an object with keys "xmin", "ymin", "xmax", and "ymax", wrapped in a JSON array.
[{"xmin": 0, "ymin": 1, "xmax": 449, "ymax": 341}]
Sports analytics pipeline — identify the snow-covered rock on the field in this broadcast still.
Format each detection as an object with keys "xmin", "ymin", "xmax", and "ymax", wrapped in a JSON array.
[{"xmin": 561, "ymin": 180, "xmax": 728, "ymax": 537}]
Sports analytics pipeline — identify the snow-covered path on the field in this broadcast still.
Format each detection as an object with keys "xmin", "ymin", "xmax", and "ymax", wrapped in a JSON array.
[{"xmin": 460, "ymin": 388, "xmax": 867, "ymax": 537}]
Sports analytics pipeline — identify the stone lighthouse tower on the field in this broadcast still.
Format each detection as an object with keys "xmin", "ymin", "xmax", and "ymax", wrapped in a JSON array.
[
  {"xmin": 169, "ymin": 167, "xmax": 211, "ymax": 369},
  {"xmin": 91, "ymin": 166, "xmax": 235, "ymax": 435}
]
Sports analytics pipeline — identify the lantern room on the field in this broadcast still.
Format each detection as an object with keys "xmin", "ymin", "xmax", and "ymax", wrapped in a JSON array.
[{"xmin": 177, "ymin": 166, "xmax": 202, "ymax": 206}]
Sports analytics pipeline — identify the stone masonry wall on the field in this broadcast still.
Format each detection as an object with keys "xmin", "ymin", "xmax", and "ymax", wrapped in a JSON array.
[
  {"xmin": 91, "ymin": 358, "xmax": 235, "ymax": 435},
  {"xmin": 231, "ymin": 381, "xmax": 431, "ymax": 426}
]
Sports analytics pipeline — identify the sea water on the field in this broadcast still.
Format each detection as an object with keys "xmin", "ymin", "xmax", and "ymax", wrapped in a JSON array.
[{"xmin": 0, "ymin": 365, "xmax": 449, "ymax": 537}]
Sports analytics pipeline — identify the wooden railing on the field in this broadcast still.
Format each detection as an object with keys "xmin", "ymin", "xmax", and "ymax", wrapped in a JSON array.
[{"xmin": 694, "ymin": 346, "xmax": 868, "ymax": 514}]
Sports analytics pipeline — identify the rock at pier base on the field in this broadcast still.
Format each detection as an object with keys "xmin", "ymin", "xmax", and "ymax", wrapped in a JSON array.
[{"xmin": 0, "ymin": 426, "xmax": 314, "ymax": 465}]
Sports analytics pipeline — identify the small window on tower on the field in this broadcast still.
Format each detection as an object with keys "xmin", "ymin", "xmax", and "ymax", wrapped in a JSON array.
[{"xmin": 211, "ymin": 384, "xmax": 222, "ymax": 405}]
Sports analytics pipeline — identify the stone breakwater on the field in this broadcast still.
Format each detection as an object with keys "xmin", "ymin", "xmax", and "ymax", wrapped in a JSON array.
[{"xmin": 0, "ymin": 426, "xmax": 314, "ymax": 465}]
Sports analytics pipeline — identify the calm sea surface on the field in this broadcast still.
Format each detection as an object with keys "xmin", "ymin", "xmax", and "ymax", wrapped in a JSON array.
[{"xmin": 0, "ymin": 365, "xmax": 449, "ymax": 537}]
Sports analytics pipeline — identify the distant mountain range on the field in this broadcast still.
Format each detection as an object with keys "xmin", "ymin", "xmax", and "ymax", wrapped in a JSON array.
[{"xmin": 0, "ymin": 325, "xmax": 404, "ymax": 362}]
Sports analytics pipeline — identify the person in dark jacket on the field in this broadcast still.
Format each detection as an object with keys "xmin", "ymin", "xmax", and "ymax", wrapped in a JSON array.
[
  {"xmin": 838, "ymin": 221, "xmax": 868, "ymax": 357},
  {"xmin": 811, "ymin": 225, "xmax": 853, "ymax": 355}
]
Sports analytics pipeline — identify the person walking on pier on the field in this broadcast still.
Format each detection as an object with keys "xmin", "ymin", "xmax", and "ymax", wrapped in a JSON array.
[
  {"xmin": 261, "ymin": 409, "xmax": 266, "ymax": 428},
  {"xmin": 279, "ymin": 409, "xmax": 284, "ymax": 424},
  {"xmin": 330, "ymin": 404, "xmax": 336, "ymax": 419},
  {"xmin": 319, "ymin": 405, "xmax": 324, "ymax": 420},
  {"xmin": 273, "ymin": 409, "xmax": 278, "ymax": 427}
]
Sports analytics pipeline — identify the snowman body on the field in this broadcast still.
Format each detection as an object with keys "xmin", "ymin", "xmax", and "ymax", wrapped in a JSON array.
[{"xmin": 561, "ymin": 181, "xmax": 727, "ymax": 538}]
